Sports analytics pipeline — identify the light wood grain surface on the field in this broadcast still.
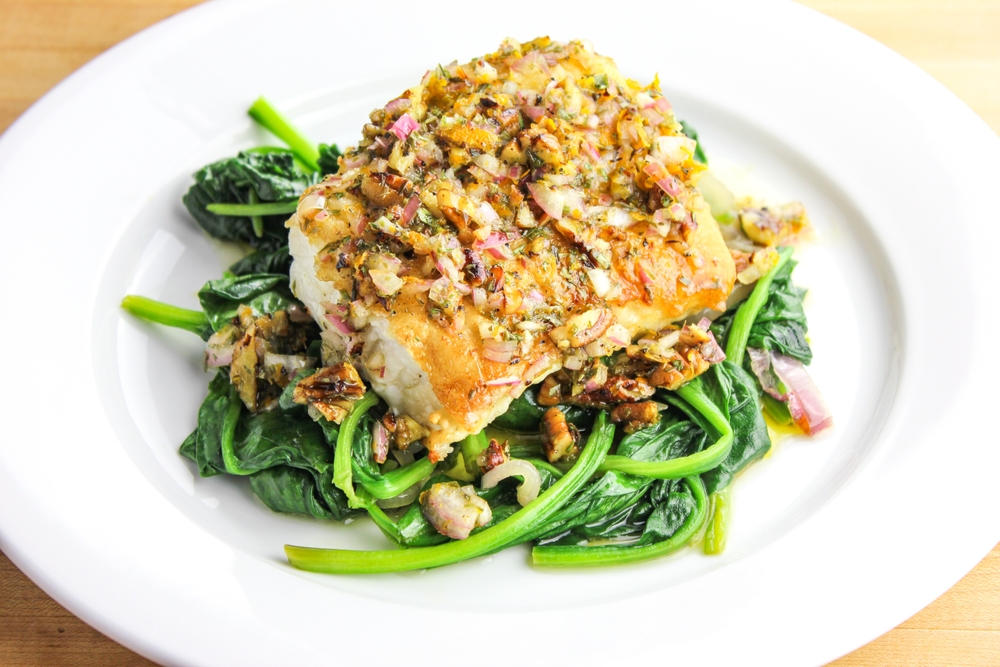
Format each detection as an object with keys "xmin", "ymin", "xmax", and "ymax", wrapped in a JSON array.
[{"xmin": 1, "ymin": 1, "xmax": 998, "ymax": 665}]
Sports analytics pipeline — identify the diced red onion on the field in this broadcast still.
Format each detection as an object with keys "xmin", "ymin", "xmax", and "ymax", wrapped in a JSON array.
[
  {"xmin": 586, "ymin": 268, "xmax": 611, "ymax": 297},
  {"xmin": 522, "ymin": 105, "xmax": 545, "ymax": 123},
  {"xmin": 483, "ymin": 339, "xmax": 517, "ymax": 363},
  {"xmin": 654, "ymin": 97, "xmax": 672, "ymax": 113},
  {"xmin": 485, "ymin": 376, "xmax": 521, "ymax": 386},
  {"xmin": 524, "ymin": 353, "xmax": 554, "ymax": 381},
  {"xmin": 324, "ymin": 313, "xmax": 353, "ymax": 335},
  {"xmin": 637, "ymin": 261, "xmax": 655, "ymax": 285},
  {"xmin": 657, "ymin": 175, "xmax": 683, "ymax": 198},
  {"xmin": 472, "ymin": 287, "xmax": 487, "ymax": 308},
  {"xmin": 748, "ymin": 348, "xmax": 787, "ymax": 401},
  {"xmin": 640, "ymin": 108, "xmax": 664, "ymax": 126},
  {"xmin": 400, "ymin": 195, "xmax": 420, "ymax": 225},
  {"xmin": 527, "ymin": 183, "xmax": 564, "ymax": 220},
  {"xmin": 563, "ymin": 355, "xmax": 584, "ymax": 371},
  {"xmin": 434, "ymin": 254, "xmax": 461, "ymax": 282},
  {"xmin": 389, "ymin": 113, "xmax": 418, "ymax": 142},
  {"xmin": 606, "ymin": 324, "xmax": 631, "ymax": 347},
  {"xmin": 205, "ymin": 344, "xmax": 234, "ymax": 368},
  {"xmin": 384, "ymin": 97, "xmax": 411, "ymax": 116},
  {"xmin": 480, "ymin": 460, "xmax": 542, "ymax": 506},
  {"xmin": 342, "ymin": 153, "xmax": 369, "ymax": 170},
  {"xmin": 770, "ymin": 352, "xmax": 834, "ymax": 435},
  {"xmin": 370, "ymin": 269, "xmax": 403, "ymax": 297},
  {"xmin": 401, "ymin": 279, "xmax": 436, "ymax": 295}
]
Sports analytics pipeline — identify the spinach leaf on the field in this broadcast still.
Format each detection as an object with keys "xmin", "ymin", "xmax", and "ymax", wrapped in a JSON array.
[
  {"xmin": 197, "ymin": 273, "xmax": 297, "ymax": 332},
  {"xmin": 615, "ymin": 412, "xmax": 708, "ymax": 463},
  {"xmin": 249, "ymin": 466, "xmax": 340, "ymax": 520},
  {"xmin": 183, "ymin": 151, "xmax": 311, "ymax": 250},
  {"xmin": 529, "ymin": 471, "xmax": 655, "ymax": 545},
  {"xmin": 699, "ymin": 361, "xmax": 772, "ymax": 494},
  {"xmin": 317, "ymin": 143, "xmax": 343, "ymax": 176},
  {"xmin": 638, "ymin": 478, "xmax": 697, "ymax": 544},
  {"xmin": 184, "ymin": 371, "xmax": 232, "ymax": 477},
  {"xmin": 491, "ymin": 384, "xmax": 592, "ymax": 433},
  {"xmin": 713, "ymin": 258, "xmax": 812, "ymax": 365},
  {"xmin": 679, "ymin": 120, "xmax": 708, "ymax": 165},
  {"xmin": 229, "ymin": 245, "xmax": 292, "ymax": 277},
  {"xmin": 181, "ymin": 370, "xmax": 354, "ymax": 518}
]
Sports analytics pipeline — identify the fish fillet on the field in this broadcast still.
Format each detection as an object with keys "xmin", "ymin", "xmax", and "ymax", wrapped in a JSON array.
[{"xmin": 287, "ymin": 37, "xmax": 735, "ymax": 460}]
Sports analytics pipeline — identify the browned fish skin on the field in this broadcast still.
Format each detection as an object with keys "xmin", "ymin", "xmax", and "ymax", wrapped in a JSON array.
[{"xmin": 287, "ymin": 38, "xmax": 735, "ymax": 460}]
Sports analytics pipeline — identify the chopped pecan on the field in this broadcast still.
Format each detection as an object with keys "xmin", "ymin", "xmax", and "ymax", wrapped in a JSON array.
[
  {"xmin": 540, "ymin": 408, "xmax": 580, "ymax": 463},
  {"xmin": 362, "ymin": 172, "xmax": 412, "ymax": 208},
  {"xmin": 394, "ymin": 415, "xmax": 430, "ymax": 449},
  {"xmin": 292, "ymin": 361, "xmax": 366, "ymax": 424},
  {"xmin": 476, "ymin": 438, "xmax": 510, "ymax": 473},
  {"xmin": 610, "ymin": 401, "xmax": 662, "ymax": 434}
]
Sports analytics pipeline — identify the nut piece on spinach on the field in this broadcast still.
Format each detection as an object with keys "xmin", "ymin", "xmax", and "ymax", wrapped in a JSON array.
[
  {"xmin": 292, "ymin": 361, "xmax": 366, "ymax": 424},
  {"xmin": 476, "ymin": 438, "xmax": 510, "ymax": 473},
  {"xmin": 227, "ymin": 305, "xmax": 316, "ymax": 413},
  {"xmin": 610, "ymin": 401, "xmax": 662, "ymax": 434},
  {"xmin": 540, "ymin": 407, "xmax": 580, "ymax": 463},
  {"xmin": 419, "ymin": 481, "xmax": 492, "ymax": 540}
]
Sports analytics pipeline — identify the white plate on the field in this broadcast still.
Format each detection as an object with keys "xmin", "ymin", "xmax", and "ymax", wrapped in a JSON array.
[{"xmin": 1, "ymin": 1, "xmax": 998, "ymax": 665}]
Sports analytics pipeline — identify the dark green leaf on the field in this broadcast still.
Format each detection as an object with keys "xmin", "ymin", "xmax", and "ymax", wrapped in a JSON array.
[
  {"xmin": 679, "ymin": 120, "xmax": 708, "ymax": 165},
  {"xmin": 491, "ymin": 384, "xmax": 592, "ymax": 433},
  {"xmin": 317, "ymin": 143, "xmax": 343, "ymax": 176},
  {"xmin": 700, "ymin": 362, "xmax": 772, "ymax": 494},
  {"xmin": 638, "ymin": 479, "xmax": 697, "ymax": 544},
  {"xmin": 183, "ymin": 151, "xmax": 312, "ymax": 250},
  {"xmin": 249, "ymin": 466, "xmax": 344, "ymax": 519},
  {"xmin": 228, "ymin": 245, "xmax": 292, "ymax": 276},
  {"xmin": 615, "ymin": 411, "xmax": 708, "ymax": 462},
  {"xmin": 197, "ymin": 273, "xmax": 297, "ymax": 331}
]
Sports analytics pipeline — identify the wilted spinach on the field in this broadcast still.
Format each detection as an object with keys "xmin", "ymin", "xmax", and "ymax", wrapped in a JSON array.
[
  {"xmin": 228, "ymin": 245, "xmax": 292, "ymax": 277},
  {"xmin": 699, "ymin": 361, "xmax": 772, "ymax": 494},
  {"xmin": 183, "ymin": 150, "xmax": 311, "ymax": 250},
  {"xmin": 490, "ymin": 384, "xmax": 593, "ymax": 433},
  {"xmin": 197, "ymin": 273, "xmax": 298, "ymax": 332}
]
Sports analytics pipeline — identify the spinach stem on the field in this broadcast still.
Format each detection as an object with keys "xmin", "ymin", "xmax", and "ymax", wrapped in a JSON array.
[
  {"xmin": 358, "ymin": 458, "xmax": 436, "ymax": 499},
  {"xmin": 120, "ymin": 295, "xmax": 210, "ymax": 337},
  {"xmin": 285, "ymin": 412, "xmax": 615, "ymax": 573},
  {"xmin": 356, "ymin": 488, "xmax": 403, "ymax": 546},
  {"xmin": 205, "ymin": 200, "xmax": 298, "ymax": 217},
  {"xmin": 220, "ymin": 387, "xmax": 253, "ymax": 475},
  {"xmin": 248, "ymin": 97, "xmax": 320, "ymax": 172},
  {"xmin": 531, "ymin": 475, "xmax": 708, "ymax": 566},
  {"xmin": 460, "ymin": 430, "xmax": 489, "ymax": 474},
  {"xmin": 724, "ymin": 246, "xmax": 794, "ymax": 366},
  {"xmin": 248, "ymin": 188, "xmax": 264, "ymax": 238},
  {"xmin": 333, "ymin": 392, "xmax": 379, "ymax": 510},
  {"xmin": 598, "ymin": 381, "xmax": 734, "ymax": 478},
  {"xmin": 703, "ymin": 486, "xmax": 731, "ymax": 555},
  {"xmin": 521, "ymin": 458, "xmax": 565, "ymax": 479}
]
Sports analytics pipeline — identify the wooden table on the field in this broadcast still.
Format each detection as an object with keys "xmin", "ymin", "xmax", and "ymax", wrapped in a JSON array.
[{"xmin": 1, "ymin": 1, "xmax": 998, "ymax": 665}]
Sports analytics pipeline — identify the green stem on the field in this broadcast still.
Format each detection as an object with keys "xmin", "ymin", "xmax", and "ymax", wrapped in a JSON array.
[
  {"xmin": 356, "ymin": 488, "xmax": 403, "ymax": 546},
  {"xmin": 248, "ymin": 188, "xmax": 264, "ymax": 238},
  {"xmin": 220, "ymin": 387, "xmax": 254, "ymax": 475},
  {"xmin": 521, "ymin": 458, "xmax": 565, "ymax": 479},
  {"xmin": 703, "ymin": 486, "xmax": 731, "ymax": 555},
  {"xmin": 724, "ymin": 246, "xmax": 794, "ymax": 366},
  {"xmin": 333, "ymin": 392, "xmax": 379, "ymax": 510},
  {"xmin": 205, "ymin": 200, "xmax": 298, "ymax": 217},
  {"xmin": 358, "ymin": 458, "xmax": 436, "ymax": 499},
  {"xmin": 598, "ymin": 382, "xmax": 733, "ymax": 478},
  {"xmin": 531, "ymin": 475, "xmax": 708, "ymax": 567},
  {"xmin": 460, "ymin": 430, "xmax": 489, "ymax": 475},
  {"xmin": 120, "ymin": 295, "xmax": 210, "ymax": 337},
  {"xmin": 285, "ymin": 412, "xmax": 615, "ymax": 574},
  {"xmin": 247, "ymin": 97, "xmax": 320, "ymax": 172}
]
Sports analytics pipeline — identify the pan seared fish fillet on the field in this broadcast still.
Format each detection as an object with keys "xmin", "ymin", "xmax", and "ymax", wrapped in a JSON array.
[{"xmin": 287, "ymin": 37, "xmax": 735, "ymax": 460}]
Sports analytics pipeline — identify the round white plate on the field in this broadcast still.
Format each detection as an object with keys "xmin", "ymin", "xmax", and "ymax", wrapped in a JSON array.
[{"xmin": 1, "ymin": 1, "xmax": 998, "ymax": 665}]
